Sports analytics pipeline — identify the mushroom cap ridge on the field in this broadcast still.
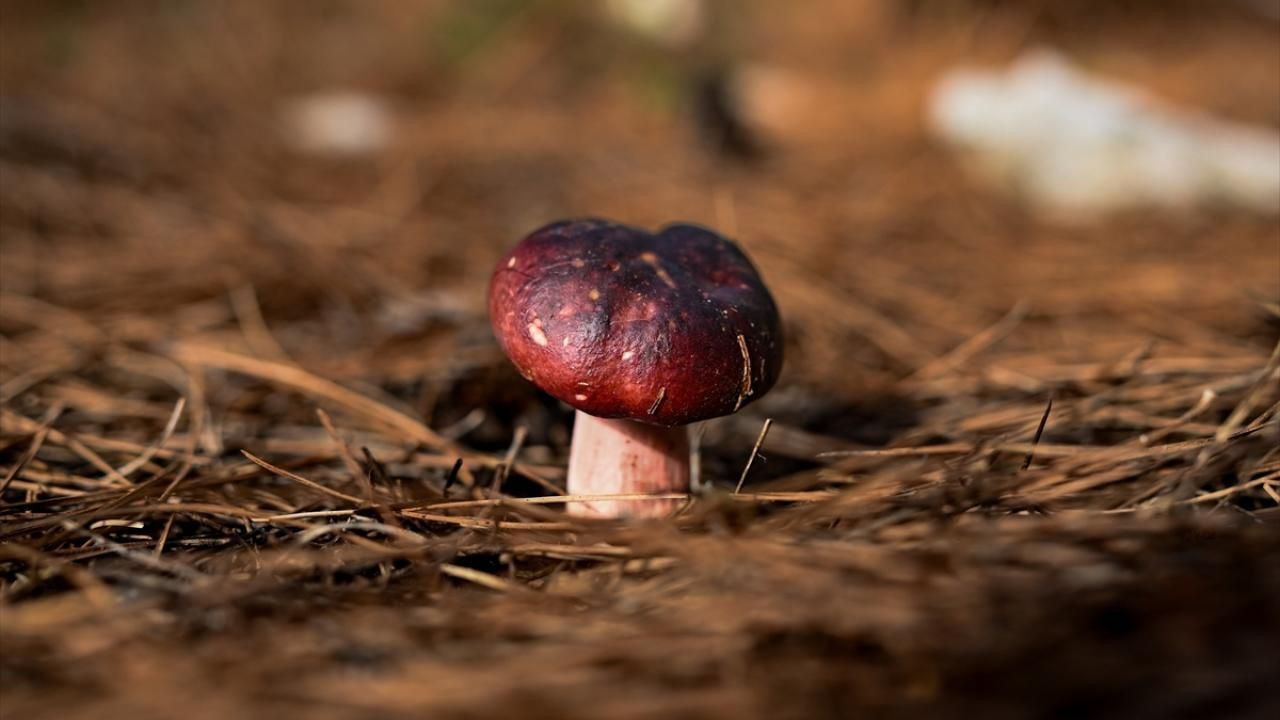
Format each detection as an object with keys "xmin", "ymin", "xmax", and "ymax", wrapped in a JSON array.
[{"xmin": 489, "ymin": 218, "xmax": 784, "ymax": 426}]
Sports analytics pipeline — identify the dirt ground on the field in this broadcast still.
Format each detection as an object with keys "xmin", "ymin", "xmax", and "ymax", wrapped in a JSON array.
[{"xmin": 2, "ymin": 2, "xmax": 1278, "ymax": 718}]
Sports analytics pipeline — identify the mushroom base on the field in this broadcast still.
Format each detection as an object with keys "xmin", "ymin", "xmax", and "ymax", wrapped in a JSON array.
[{"xmin": 565, "ymin": 411, "xmax": 690, "ymax": 518}]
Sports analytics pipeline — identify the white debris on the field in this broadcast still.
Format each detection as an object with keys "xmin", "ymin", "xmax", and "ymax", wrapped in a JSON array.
[
  {"xmin": 282, "ymin": 91, "xmax": 392, "ymax": 157},
  {"xmin": 928, "ymin": 50, "xmax": 1280, "ymax": 217},
  {"xmin": 604, "ymin": 0, "xmax": 705, "ymax": 47}
]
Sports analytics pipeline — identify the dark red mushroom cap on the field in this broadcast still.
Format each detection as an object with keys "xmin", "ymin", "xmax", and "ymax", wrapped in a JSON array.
[{"xmin": 489, "ymin": 218, "xmax": 783, "ymax": 426}]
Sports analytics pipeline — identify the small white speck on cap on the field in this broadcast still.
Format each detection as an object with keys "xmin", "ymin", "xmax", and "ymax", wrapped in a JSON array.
[
  {"xmin": 528, "ymin": 322, "xmax": 548, "ymax": 346},
  {"xmin": 507, "ymin": 257, "xmax": 516, "ymax": 268},
  {"xmin": 622, "ymin": 351, "xmax": 635, "ymax": 360},
  {"xmin": 574, "ymin": 393, "xmax": 588, "ymax": 401}
]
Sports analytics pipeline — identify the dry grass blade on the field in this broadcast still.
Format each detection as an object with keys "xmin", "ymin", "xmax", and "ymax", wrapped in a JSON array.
[
  {"xmin": 1140, "ymin": 388, "xmax": 1217, "ymax": 446},
  {"xmin": 438, "ymin": 563, "xmax": 525, "ymax": 593},
  {"xmin": 228, "ymin": 283, "xmax": 293, "ymax": 362},
  {"xmin": 0, "ymin": 403, "xmax": 62, "ymax": 494},
  {"xmin": 239, "ymin": 450, "xmax": 365, "ymax": 505},
  {"xmin": 1183, "ymin": 477, "xmax": 1278, "ymax": 505},
  {"xmin": 735, "ymin": 418, "xmax": 773, "ymax": 493},
  {"xmin": 114, "ymin": 398, "xmax": 185, "ymax": 479},
  {"xmin": 1020, "ymin": 394, "xmax": 1054, "ymax": 471},
  {"xmin": 316, "ymin": 408, "xmax": 374, "ymax": 503},
  {"xmin": 909, "ymin": 300, "xmax": 1030, "ymax": 380},
  {"xmin": 491, "ymin": 425, "xmax": 527, "ymax": 494},
  {"xmin": 1214, "ymin": 339, "xmax": 1280, "ymax": 442},
  {"xmin": 171, "ymin": 343, "xmax": 453, "ymax": 451},
  {"xmin": 2, "ymin": 409, "xmax": 133, "ymax": 488}
]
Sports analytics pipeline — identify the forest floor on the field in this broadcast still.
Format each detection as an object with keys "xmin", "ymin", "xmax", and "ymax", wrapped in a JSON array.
[{"xmin": 2, "ymin": 2, "xmax": 1278, "ymax": 718}]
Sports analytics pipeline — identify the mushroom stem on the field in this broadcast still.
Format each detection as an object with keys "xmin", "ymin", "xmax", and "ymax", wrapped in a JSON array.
[{"xmin": 566, "ymin": 410, "xmax": 690, "ymax": 518}]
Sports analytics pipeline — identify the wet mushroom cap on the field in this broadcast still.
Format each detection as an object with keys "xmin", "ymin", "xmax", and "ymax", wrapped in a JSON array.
[{"xmin": 489, "ymin": 218, "xmax": 783, "ymax": 426}]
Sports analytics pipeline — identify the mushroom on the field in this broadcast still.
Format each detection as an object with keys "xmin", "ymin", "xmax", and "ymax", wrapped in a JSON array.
[{"xmin": 489, "ymin": 218, "xmax": 783, "ymax": 517}]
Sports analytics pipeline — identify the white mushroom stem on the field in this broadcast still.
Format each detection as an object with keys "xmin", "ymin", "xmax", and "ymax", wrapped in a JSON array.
[{"xmin": 565, "ymin": 411, "xmax": 690, "ymax": 518}]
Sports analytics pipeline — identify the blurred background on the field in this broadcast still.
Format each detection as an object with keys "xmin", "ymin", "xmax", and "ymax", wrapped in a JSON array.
[
  {"xmin": 2, "ymin": 1, "xmax": 1276, "ymax": 413},
  {"xmin": 2, "ymin": 2, "xmax": 1279, "ymax": 719}
]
